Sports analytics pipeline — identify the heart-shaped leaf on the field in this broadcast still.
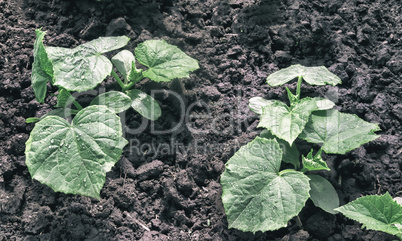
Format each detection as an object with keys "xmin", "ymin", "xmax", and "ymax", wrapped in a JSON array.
[
  {"xmin": 258, "ymin": 98, "xmax": 318, "ymax": 145},
  {"xmin": 335, "ymin": 192, "xmax": 402, "ymax": 238},
  {"xmin": 32, "ymin": 29, "xmax": 54, "ymax": 103},
  {"xmin": 299, "ymin": 109, "xmax": 381, "ymax": 154},
  {"xmin": 220, "ymin": 137, "xmax": 310, "ymax": 232},
  {"xmin": 46, "ymin": 36, "xmax": 130, "ymax": 92},
  {"xmin": 308, "ymin": 174, "xmax": 339, "ymax": 214},
  {"xmin": 25, "ymin": 105, "xmax": 128, "ymax": 199},
  {"xmin": 135, "ymin": 39, "xmax": 199, "ymax": 82},
  {"xmin": 90, "ymin": 91, "xmax": 131, "ymax": 113},
  {"xmin": 267, "ymin": 65, "xmax": 341, "ymax": 87},
  {"xmin": 127, "ymin": 89, "xmax": 161, "ymax": 121}
]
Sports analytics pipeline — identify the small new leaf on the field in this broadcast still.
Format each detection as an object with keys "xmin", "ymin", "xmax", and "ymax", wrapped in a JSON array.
[
  {"xmin": 46, "ymin": 36, "xmax": 130, "ymax": 92},
  {"xmin": 220, "ymin": 137, "xmax": 310, "ymax": 232},
  {"xmin": 308, "ymin": 174, "xmax": 339, "ymax": 214},
  {"xmin": 299, "ymin": 109, "xmax": 381, "ymax": 154},
  {"xmin": 127, "ymin": 89, "xmax": 161, "ymax": 121},
  {"xmin": 335, "ymin": 192, "xmax": 402, "ymax": 239},
  {"xmin": 301, "ymin": 149, "xmax": 329, "ymax": 172},
  {"xmin": 112, "ymin": 50, "xmax": 135, "ymax": 81},
  {"xmin": 25, "ymin": 105, "xmax": 128, "ymax": 199},
  {"xmin": 266, "ymin": 65, "xmax": 341, "ymax": 86},
  {"xmin": 258, "ymin": 98, "xmax": 318, "ymax": 145},
  {"xmin": 286, "ymin": 87, "xmax": 299, "ymax": 105},
  {"xmin": 135, "ymin": 39, "xmax": 199, "ymax": 82},
  {"xmin": 111, "ymin": 50, "xmax": 142, "ymax": 83},
  {"xmin": 32, "ymin": 29, "xmax": 54, "ymax": 103},
  {"xmin": 127, "ymin": 61, "xmax": 143, "ymax": 83}
]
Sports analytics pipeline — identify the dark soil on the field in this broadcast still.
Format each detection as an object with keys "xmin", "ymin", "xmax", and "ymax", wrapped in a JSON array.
[{"xmin": 1, "ymin": 0, "xmax": 401, "ymax": 240}]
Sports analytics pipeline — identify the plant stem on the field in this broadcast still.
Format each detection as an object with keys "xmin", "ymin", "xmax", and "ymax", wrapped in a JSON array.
[
  {"xmin": 296, "ymin": 75, "xmax": 303, "ymax": 100},
  {"xmin": 111, "ymin": 70, "xmax": 125, "ymax": 90},
  {"xmin": 295, "ymin": 215, "xmax": 303, "ymax": 228},
  {"xmin": 72, "ymin": 99, "xmax": 83, "ymax": 110},
  {"xmin": 122, "ymin": 82, "xmax": 134, "ymax": 92},
  {"xmin": 122, "ymin": 74, "xmax": 143, "ymax": 92}
]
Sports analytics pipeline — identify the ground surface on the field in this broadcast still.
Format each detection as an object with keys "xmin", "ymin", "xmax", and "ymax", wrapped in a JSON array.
[{"xmin": 0, "ymin": 0, "xmax": 401, "ymax": 240}]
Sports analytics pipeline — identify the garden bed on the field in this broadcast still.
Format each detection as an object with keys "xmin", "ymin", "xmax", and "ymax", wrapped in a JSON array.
[{"xmin": 0, "ymin": 0, "xmax": 401, "ymax": 240}]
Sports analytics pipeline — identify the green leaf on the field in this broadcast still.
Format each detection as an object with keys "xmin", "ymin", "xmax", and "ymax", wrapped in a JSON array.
[
  {"xmin": 258, "ymin": 98, "xmax": 318, "ymax": 145},
  {"xmin": 90, "ymin": 91, "xmax": 131, "ymax": 113},
  {"xmin": 32, "ymin": 29, "xmax": 54, "ymax": 103},
  {"xmin": 127, "ymin": 89, "xmax": 161, "ymax": 121},
  {"xmin": 26, "ymin": 117, "xmax": 41, "ymax": 123},
  {"xmin": 111, "ymin": 50, "xmax": 135, "ymax": 80},
  {"xmin": 55, "ymin": 88, "xmax": 74, "ymax": 108},
  {"xmin": 260, "ymin": 130, "xmax": 300, "ymax": 169},
  {"xmin": 25, "ymin": 105, "xmax": 128, "ymax": 199},
  {"xmin": 313, "ymin": 97, "xmax": 335, "ymax": 110},
  {"xmin": 46, "ymin": 36, "xmax": 130, "ymax": 92},
  {"xmin": 249, "ymin": 96, "xmax": 333, "ymax": 114},
  {"xmin": 301, "ymin": 149, "xmax": 330, "ymax": 172},
  {"xmin": 135, "ymin": 39, "xmax": 199, "ymax": 82},
  {"xmin": 299, "ymin": 109, "xmax": 381, "ymax": 154},
  {"xmin": 308, "ymin": 174, "xmax": 339, "ymax": 214},
  {"xmin": 266, "ymin": 65, "xmax": 341, "ymax": 87},
  {"xmin": 220, "ymin": 137, "xmax": 311, "ymax": 232},
  {"xmin": 111, "ymin": 50, "xmax": 143, "ymax": 83},
  {"xmin": 335, "ymin": 192, "xmax": 402, "ymax": 239},
  {"xmin": 249, "ymin": 97, "xmax": 275, "ymax": 115},
  {"xmin": 127, "ymin": 61, "xmax": 143, "ymax": 83},
  {"xmin": 285, "ymin": 87, "xmax": 299, "ymax": 105}
]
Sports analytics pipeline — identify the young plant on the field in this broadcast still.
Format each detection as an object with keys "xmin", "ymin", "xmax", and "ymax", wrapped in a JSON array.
[
  {"xmin": 25, "ymin": 29, "xmax": 199, "ymax": 199},
  {"xmin": 220, "ymin": 65, "xmax": 381, "ymax": 232},
  {"xmin": 335, "ymin": 192, "xmax": 402, "ymax": 240}
]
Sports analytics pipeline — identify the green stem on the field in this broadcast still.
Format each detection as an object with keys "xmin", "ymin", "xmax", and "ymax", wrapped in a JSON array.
[
  {"xmin": 72, "ymin": 99, "xmax": 83, "ymax": 110},
  {"xmin": 296, "ymin": 75, "xmax": 303, "ymax": 100},
  {"xmin": 122, "ymin": 74, "xmax": 143, "ymax": 92},
  {"xmin": 295, "ymin": 216, "xmax": 303, "ymax": 228},
  {"xmin": 111, "ymin": 70, "xmax": 125, "ymax": 90},
  {"xmin": 122, "ymin": 82, "xmax": 135, "ymax": 92}
]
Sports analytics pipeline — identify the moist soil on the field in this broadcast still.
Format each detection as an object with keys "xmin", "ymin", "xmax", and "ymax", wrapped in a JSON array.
[{"xmin": 0, "ymin": 0, "xmax": 401, "ymax": 240}]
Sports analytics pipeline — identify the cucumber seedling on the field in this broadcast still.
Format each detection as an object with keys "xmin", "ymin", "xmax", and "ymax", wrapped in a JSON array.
[
  {"xmin": 220, "ymin": 65, "xmax": 382, "ymax": 232},
  {"xmin": 25, "ymin": 29, "xmax": 199, "ymax": 199}
]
